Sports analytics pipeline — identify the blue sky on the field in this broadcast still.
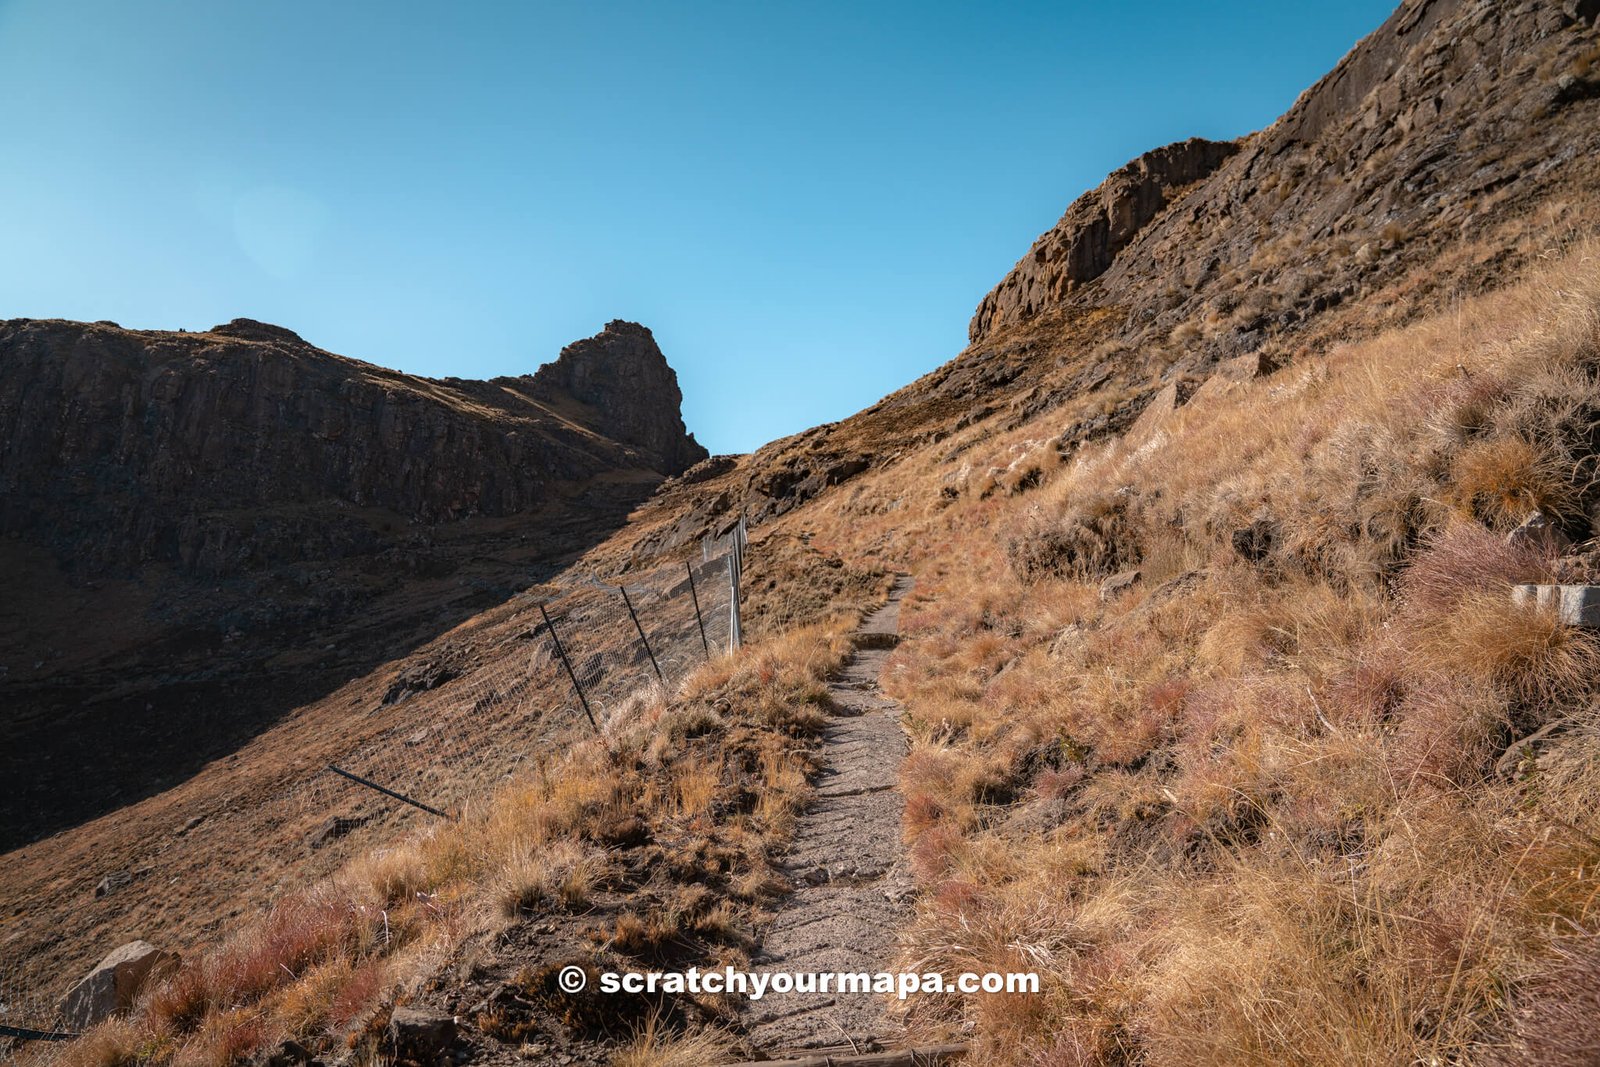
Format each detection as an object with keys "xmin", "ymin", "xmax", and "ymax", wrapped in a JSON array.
[{"xmin": 0, "ymin": 1, "xmax": 1396, "ymax": 454}]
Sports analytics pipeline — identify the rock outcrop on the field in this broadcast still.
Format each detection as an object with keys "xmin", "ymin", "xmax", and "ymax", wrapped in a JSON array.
[
  {"xmin": 386, "ymin": 1006, "xmax": 458, "ymax": 1065},
  {"xmin": 970, "ymin": 138, "xmax": 1238, "ymax": 341},
  {"xmin": 528, "ymin": 320, "xmax": 706, "ymax": 476},
  {"xmin": 969, "ymin": 0, "xmax": 1600, "ymax": 348}
]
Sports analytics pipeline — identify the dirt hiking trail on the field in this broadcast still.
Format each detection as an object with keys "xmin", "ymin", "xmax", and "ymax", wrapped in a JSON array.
[{"xmin": 743, "ymin": 575, "xmax": 916, "ymax": 1058}]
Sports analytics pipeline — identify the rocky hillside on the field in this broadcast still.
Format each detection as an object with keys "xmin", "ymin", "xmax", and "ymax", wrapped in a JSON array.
[
  {"xmin": 0, "ymin": 317, "xmax": 703, "ymax": 577},
  {"xmin": 973, "ymin": 0, "xmax": 1600, "ymax": 357},
  {"xmin": 625, "ymin": 0, "xmax": 1600, "ymax": 547},
  {"xmin": 0, "ymin": 317, "xmax": 704, "ymax": 846}
]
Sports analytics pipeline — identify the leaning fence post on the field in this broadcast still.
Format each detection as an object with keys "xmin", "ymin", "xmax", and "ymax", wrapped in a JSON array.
[
  {"xmin": 326, "ymin": 764, "xmax": 454, "ymax": 820},
  {"xmin": 619, "ymin": 586, "xmax": 666, "ymax": 686},
  {"xmin": 541, "ymin": 604, "xmax": 598, "ymax": 732},
  {"xmin": 0, "ymin": 1024, "xmax": 81, "ymax": 1043},
  {"xmin": 685, "ymin": 561, "xmax": 711, "ymax": 660}
]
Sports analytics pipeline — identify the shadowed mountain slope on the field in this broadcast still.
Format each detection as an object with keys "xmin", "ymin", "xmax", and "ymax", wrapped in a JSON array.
[{"xmin": 0, "ymin": 317, "xmax": 704, "ymax": 846}]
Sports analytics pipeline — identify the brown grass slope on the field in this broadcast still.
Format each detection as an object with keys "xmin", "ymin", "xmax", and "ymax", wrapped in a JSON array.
[{"xmin": 809, "ymin": 245, "xmax": 1600, "ymax": 1064}]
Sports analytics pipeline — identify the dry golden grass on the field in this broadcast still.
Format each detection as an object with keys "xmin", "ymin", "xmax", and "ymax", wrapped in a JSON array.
[
  {"xmin": 608, "ymin": 1016, "xmax": 734, "ymax": 1066},
  {"xmin": 819, "ymin": 242, "xmax": 1600, "ymax": 1064},
  {"xmin": 43, "ymin": 595, "xmax": 869, "ymax": 1066}
]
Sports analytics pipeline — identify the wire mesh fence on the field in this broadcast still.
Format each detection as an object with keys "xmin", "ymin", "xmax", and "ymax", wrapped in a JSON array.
[
  {"xmin": 0, "ymin": 954, "xmax": 76, "ymax": 1046},
  {"xmin": 0, "ymin": 521, "xmax": 746, "ymax": 1055}
]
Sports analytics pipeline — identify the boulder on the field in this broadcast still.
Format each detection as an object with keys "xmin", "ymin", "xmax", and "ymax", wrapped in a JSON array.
[
  {"xmin": 382, "ymin": 658, "xmax": 463, "ymax": 707},
  {"xmin": 58, "ymin": 940, "xmax": 179, "ymax": 1029},
  {"xmin": 1047, "ymin": 623, "xmax": 1089, "ymax": 661},
  {"xmin": 1216, "ymin": 350, "xmax": 1281, "ymax": 382},
  {"xmin": 1507, "ymin": 511, "xmax": 1570, "ymax": 555},
  {"xmin": 94, "ymin": 870, "xmax": 133, "ymax": 898},
  {"xmin": 1124, "ymin": 382, "xmax": 1185, "ymax": 445},
  {"xmin": 307, "ymin": 814, "xmax": 369, "ymax": 849},
  {"xmin": 387, "ymin": 1006, "xmax": 457, "ymax": 1065},
  {"xmin": 252, "ymin": 1038, "xmax": 317, "ymax": 1067}
]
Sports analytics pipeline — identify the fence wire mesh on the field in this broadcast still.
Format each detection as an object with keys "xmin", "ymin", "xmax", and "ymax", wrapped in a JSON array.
[{"xmin": 0, "ymin": 526, "xmax": 744, "ymax": 1057}]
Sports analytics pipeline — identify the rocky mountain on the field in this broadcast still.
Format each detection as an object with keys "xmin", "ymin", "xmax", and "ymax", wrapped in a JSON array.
[
  {"xmin": 0, "ymin": 316, "xmax": 703, "ymax": 578},
  {"xmin": 0, "ymin": 316, "xmax": 704, "ymax": 844},
  {"xmin": 653, "ymin": 0, "xmax": 1600, "ymax": 540},
  {"xmin": 603, "ymin": 0, "xmax": 1600, "ymax": 570},
  {"xmin": 969, "ymin": 0, "xmax": 1600, "ymax": 364},
  {"xmin": 969, "ymin": 137, "xmax": 1240, "ymax": 341}
]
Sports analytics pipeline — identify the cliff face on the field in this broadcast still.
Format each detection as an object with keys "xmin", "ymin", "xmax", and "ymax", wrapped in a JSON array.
[
  {"xmin": 0, "ymin": 317, "xmax": 706, "ymax": 845},
  {"xmin": 0, "ymin": 317, "xmax": 703, "ymax": 579}
]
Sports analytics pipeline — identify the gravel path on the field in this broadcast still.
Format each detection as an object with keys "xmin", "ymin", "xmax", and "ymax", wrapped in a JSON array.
[{"xmin": 743, "ymin": 575, "xmax": 915, "ymax": 1058}]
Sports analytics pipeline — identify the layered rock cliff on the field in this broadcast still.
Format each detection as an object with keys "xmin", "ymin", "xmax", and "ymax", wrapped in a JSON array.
[
  {"xmin": 970, "ymin": 138, "xmax": 1238, "ymax": 341},
  {"xmin": 0, "ymin": 317, "xmax": 705, "ymax": 579},
  {"xmin": 527, "ymin": 320, "xmax": 706, "ymax": 476}
]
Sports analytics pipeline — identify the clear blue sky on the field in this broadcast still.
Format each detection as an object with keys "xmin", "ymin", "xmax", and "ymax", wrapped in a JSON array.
[{"xmin": 0, "ymin": 0, "xmax": 1396, "ymax": 454}]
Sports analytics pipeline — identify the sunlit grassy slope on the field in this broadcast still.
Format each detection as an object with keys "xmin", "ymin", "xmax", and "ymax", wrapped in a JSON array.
[
  {"xmin": 41, "ymin": 240, "xmax": 1600, "ymax": 1067},
  {"xmin": 42, "ymin": 543, "xmax": 890, "ymax": 1067},
  {"xmin": 787, "ymin": 241, "xmax": 1600, "ymax": 1065}
]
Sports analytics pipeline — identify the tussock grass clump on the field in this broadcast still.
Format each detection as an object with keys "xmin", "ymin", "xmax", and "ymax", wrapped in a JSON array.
[
  {"xmin": 609, "ymin": 1016, "xmax": 733, "ymax": 1067},
  {"xmin": 1497, "ymin": 931, "xmax": 1600, "ymax": 1066},
  {"xmin": 1006, "ymin": 493, "xmax": 1142, "ymax": 582}
]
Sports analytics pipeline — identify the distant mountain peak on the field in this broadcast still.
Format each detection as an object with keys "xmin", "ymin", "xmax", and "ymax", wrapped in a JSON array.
[{"xmin": 531, "ymin": 320, "xmax": 708, "ymax": 476}]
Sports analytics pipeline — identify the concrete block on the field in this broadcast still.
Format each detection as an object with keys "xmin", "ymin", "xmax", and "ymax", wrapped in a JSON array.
[{"xmin": 1512, "ymin": 584, "xmax": 1600, "ymax": 626}]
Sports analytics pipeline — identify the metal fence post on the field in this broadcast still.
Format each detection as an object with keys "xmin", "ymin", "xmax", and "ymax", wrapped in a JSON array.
[
  {"xmin": 619, "ymin": 586, "xmax": 666, "ymax": 686},
  {"xmin": 685, "ymin": 561, "xmax": 711, "ymax": 660},
  {"xmin": 728, "ymin": 543, "xmax": 742, "ymax": 652},
  {"xmin": 0, "ymin": 1024, "xmax": 81, "ymax": 1043},
  {"xmin": 326, "ymin": 764, "xmax": 454, "ymax": 820},
  {"xmin": 540, "ymin": 604, "xmax": 598, "ymax": 731}
]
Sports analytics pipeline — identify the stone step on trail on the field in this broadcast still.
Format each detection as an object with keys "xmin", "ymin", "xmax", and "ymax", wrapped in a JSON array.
[{"xmin": 743, "ymin": 575, "xmax": 916, "ymax": 1058}]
